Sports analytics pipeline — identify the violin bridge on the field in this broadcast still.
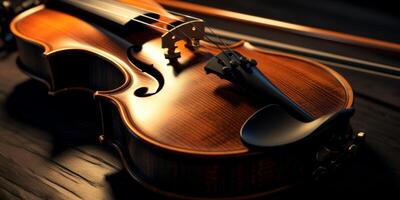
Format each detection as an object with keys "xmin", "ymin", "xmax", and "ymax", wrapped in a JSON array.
[{"xmin": 162, "ymin": 20, "xmax": 205, "ymax": 59}]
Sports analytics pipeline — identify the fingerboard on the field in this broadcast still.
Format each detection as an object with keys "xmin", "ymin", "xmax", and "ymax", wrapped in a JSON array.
[{"xmin": 56, "ymin": 0, "xmax": 160, "ymax": 27}]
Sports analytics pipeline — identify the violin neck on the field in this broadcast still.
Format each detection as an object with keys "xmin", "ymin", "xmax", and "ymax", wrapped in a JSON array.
[
  {"xmin": 51, "ymin": 0, "xmax": 205, "ymax": 58},
  {"xmin": 54, "ymin": 0, "xmax": 171, "ymax": 31}
]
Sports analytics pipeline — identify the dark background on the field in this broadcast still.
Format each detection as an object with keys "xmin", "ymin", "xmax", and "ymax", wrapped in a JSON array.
[
  {"xmin": 187, "ymin": 0, "xmax": 400, "ymax": 43},
  {"xmin": 0, "ymin": 0, "xmax": 399, "ymax": 199}
]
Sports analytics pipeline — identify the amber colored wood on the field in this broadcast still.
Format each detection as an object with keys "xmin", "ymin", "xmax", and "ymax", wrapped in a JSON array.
[
  {"xmin": 10, "ymin": 1, "xmax": 354, "ymax": 198},
  {"xmin": 11, "ymin": 4, "xmax": 353, "ymax": 155}
]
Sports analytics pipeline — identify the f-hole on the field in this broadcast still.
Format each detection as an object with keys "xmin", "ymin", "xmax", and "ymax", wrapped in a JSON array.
[{"xmin": 128, "ymin": 46, "xmax": 165, "ymax": 97}]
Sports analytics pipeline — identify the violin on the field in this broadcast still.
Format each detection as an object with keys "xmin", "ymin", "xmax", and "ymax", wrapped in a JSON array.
[{"xmin": 10, "ymin": 0, "xmax": 365, "ymax": 199}]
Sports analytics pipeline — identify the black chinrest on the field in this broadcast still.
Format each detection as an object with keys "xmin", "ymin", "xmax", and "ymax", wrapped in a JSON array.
[{"xmin": 240, "ymin": 104, "xmax": 354, "ymax": 147}]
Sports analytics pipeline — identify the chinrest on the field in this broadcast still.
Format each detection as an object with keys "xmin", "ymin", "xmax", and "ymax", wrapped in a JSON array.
[{"xmin": 241, "ymin": 104, "xmax": 354, "ymax": 147}]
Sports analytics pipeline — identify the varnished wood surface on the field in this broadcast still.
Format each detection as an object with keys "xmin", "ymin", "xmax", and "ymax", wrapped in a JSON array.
[
  {"xmin": 7, "ymin": 2, "xmax": 360, "ymax": 197},
  {"xmin": 11, "ymin": 6, "xmax": 352, "ymax": 155},
  {"xmin": 0, "ymin": 53, "xmax": 399, "ymax": 199},
  {"xmin": 1, "ymin": 0, "xmax": 400, "ymax": 199},
  {"xmin": 117, "ymin": 39, "xmax": 351, "ymax": 154}
]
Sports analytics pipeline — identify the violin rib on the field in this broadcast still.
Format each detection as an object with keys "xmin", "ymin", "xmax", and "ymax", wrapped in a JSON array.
[{"xmin": 11, "ymin": 1, "xmax": 355, "ymax": 199}]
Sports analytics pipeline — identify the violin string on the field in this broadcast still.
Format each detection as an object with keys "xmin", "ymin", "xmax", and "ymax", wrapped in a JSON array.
[
  {"xmin": 67, "ymin": 0, "xmax": 237, "ymax": 59},
  {"xmin": 163, "ymin": 10, "xmax": 241, "ymax": 62},
  {"xmin": 104, "ymin": 0, "xmax": 186, "ymax": 25},
  {"xmin": 65, "ymin": 0, "xmax": 170, "ymax": 31},
  {"xmin": 128, "ymin": 8, "xmax": 234, "ymax": 62},
  {"xmin": 166, "ymin": 10, "xmax": 242, "ymax": 62},
  {"xmin": 127, "ymin": 11, "xmax": 213, "ymax": 57},
  {"xmin": 129, "ymin": 18, "xmax": 169, "ymax": 31},
  {"xmin": 202, "ymin": 33, "xmax": 234, "ymax": 63},
  {"xmin": 205, "ymin": 25, "xmax": 242, "ymax": 62},
  {"xmin": 107, "ymin": 2, "xmax": 214, "ymax": 52},
  {"xmin": 95, "ymin": 0, "xmax": 241, "ymax": 63},
  {"xmin": 107, "ymin": 0, "xmax": 235, "ymax": 54},
  {"xmin": 83, "ymin": 0, "xmax": 213, "ymax": 57}
]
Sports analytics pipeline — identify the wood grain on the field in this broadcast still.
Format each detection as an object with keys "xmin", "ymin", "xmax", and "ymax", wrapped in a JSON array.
[
  {"xmin": 0, "ymin": 50, "xmax": 400, "ymax": 200},
  {"xmin": 0, "ymin": 54, "xmax": 121, "ymax": 200},
  {"xmin": 11, "ymin": 5, "xmax": 353, "ymax": 155},
  {"xmin": 0, "ymin": 53, "xmax": 399, "ymax": 199},
  {"xmin": 9, "ymin": 2, "xmax": 354, "ymax": 198},
  {"xmin": 1, "ymin": 0, "xmax": 399, "ymax": 198}
]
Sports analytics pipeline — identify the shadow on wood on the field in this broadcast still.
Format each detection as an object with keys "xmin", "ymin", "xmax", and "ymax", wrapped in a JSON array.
[
  {"xmin": 5, "ymin": 80, "xmax": 100, "ymax": 157},
  {"xmin": 279, "ymin": 146, "xmax": 398, "ymax": 199},
  {"xmin": 3, "ymin": 79, "xmax": 164, "ymax": 199},
  {"xmin": 3, "ymin": 79, "xmax": 398, "ymax": 200}
]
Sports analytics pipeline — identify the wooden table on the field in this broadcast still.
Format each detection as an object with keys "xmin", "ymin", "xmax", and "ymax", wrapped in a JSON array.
[
  {"xmin": 0, "ymin": 53, "xmax": 121, "ymax": 199},
  {"xmin": 0, "ymin": 1, "xmax": 399, "ymax": 199},
  {"xmin": 0, "ymin": 50, "xmax": 399, "ymax": 199}
]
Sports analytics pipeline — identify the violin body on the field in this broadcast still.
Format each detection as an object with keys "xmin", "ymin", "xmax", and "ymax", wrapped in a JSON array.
[{"xmin": 11, "ymin": 0, "xmax": 357, "ymax": 199}]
